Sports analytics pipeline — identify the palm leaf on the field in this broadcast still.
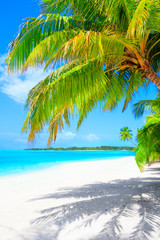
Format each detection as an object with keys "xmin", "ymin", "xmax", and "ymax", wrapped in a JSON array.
[
  {"xmin": 127, "ymin": 0, "xmax": 153, "ymax": 39},
  {"xmin": 133, "ymin": 100, "xmax": 152, "ymax": 118},
  {"xmin": 122, "ymin": 71, "xmax": 147, "ymax": 112},
  {"xmin": 6, "ymin": 14, "xmax": 87, "ymax": 72},
  {"xmin": 22, "ymin": 58, "xmax": 107, "ymax": 143}
]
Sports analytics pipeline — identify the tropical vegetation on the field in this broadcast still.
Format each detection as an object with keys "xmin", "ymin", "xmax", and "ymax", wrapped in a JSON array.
[
  {"xmin": 133, "ymin": 95, "xmax": 160, "ymax": 171},
  {"xmin": 6, "ymin": 0, "xmax": 160, "ymax": 144},
  {"xmin": 25, "ymin": 146, "xmax": 135, "ymax": 151},
  {"xmin": 119, "ymin": 126, "xmax": 136, "ymax": 146}
]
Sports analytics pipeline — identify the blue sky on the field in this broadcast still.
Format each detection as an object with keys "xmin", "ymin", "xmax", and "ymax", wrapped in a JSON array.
[{"xmin": 0, "ymin": 0, "xmax": 158, "ymax": 150}]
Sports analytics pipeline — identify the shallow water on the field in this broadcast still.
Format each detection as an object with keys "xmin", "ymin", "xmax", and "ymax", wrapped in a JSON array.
[{"xmin": 0, "ymin": 150, "xmax": 135, "ymax": 177}]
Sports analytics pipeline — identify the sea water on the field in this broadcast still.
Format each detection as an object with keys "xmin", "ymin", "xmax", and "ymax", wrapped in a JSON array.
[{"xmin": 0, "ymin": 150, "xmax": 135, "ymax": 177}]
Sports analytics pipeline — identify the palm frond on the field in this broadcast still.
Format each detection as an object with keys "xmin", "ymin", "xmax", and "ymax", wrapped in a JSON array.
[
  {"xmin": 23, "ymin": 29, "xmax": 80, "ymax": 71},
  {"xmin": 76, "ymin": 74, "xmax": 109, "ymax": 130},
  {"xmin": 135, "ymin": 100, "xmax": 160, "ymax": 170},
  {"xmin": 133, "ymin": 95, "xmax": 160, "ymax": 118},
  {"xmin": 127, "ymin": 0, "xmax": 153, "ymax": 39},
  {"xmin": 122, "ymin": 71, "xmax": 147, "ymax": 112},
  {"xmin": 103, "ymin": 71, "xmax": 126, "ymax": 111},
  {"xmin": 6, "ymin": 14, "xmax": 86, "ymax": 72},
  {"xmin": 135, "ymin": 145, "xmax": 148, "ymax": 171},
  {"xmin": 22, "ymin": 58, "xmax": 107, "ymax": 143},
  {"xmin": 147, "ymin": 2, "xmax": 160, "ymax": 32},
  {"xmin": 133, "ymin": 100, "xmax": 152, "ymax": 118},
  {"xmin": 52, "ymin": 30, "xmax": 128, "ymax": 66},
  {"xmin": 106, "ymin": 0, "xmax": 130, "ymax": 32},
  {"xmin": 41, "ymin": 0, "xmax": 108, "ymax": 22}
]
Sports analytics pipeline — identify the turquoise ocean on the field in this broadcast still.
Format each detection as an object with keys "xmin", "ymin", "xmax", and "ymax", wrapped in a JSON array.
[{"xmin": 0, "ymin": 150, "xmax": 135, "ymax": 177}]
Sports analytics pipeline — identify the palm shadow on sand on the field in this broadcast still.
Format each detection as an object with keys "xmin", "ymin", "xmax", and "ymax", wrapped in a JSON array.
[{"xmin": 29, "ymin": 167, "xmax": 160, "ymax": 240}]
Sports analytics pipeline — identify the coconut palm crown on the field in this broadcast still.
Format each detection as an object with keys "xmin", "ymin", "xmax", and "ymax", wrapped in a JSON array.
[
  {"xmin": 6, "ymin": 0, "xmax": 160, "ymax": 144},
  {"xmin": 119, "ymin": 126, "xmax": 135, "ymax": 145}
]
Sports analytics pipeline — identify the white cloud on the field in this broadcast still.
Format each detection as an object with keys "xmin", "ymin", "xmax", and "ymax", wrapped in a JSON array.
[
  {"xmin": 64, "ymin": 131, "xmax": 76, "ymax": 138},
  {"xmin": 86, "ymin": 133, "xmax": 99, "ymax": 141},
  {"xmin": 0, "ymin": 54, "xmax": 48, "ymax": 104},
  {"xmin": 57, "ymin": 131, "xmax": 76, "ymax": 141}
]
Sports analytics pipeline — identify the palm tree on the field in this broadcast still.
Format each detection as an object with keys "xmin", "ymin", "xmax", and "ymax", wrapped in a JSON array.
[
  {"xmin": 119, "ymin": 127, "xmax": 136, "ymax": 146},
  {"xmin": 6, "ymin": 0, "xmax": 160, "ymax": 144},
  {"xmin": 133, "ymin": 95, "xmax": 160, "ymax": 171}
]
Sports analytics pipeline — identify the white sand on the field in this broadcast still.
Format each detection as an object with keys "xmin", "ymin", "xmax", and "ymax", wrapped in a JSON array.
[{"xmin": 0, "ymin": 156, "xmax": 160, "ymax": 240}]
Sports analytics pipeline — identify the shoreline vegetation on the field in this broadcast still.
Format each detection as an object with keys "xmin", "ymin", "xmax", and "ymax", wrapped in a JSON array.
[{"xmin": 25, "ymin": 146, "xmax": 135, "ymax": 151}]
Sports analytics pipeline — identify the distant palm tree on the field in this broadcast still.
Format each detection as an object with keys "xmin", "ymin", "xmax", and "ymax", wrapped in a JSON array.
[
  {"xmin": 6, "ymin": 0, "xmax": 160, "ymax": 144},
  {"xmin": 120, "ymin": 127, "xmax": 136, "ymax": 146}
]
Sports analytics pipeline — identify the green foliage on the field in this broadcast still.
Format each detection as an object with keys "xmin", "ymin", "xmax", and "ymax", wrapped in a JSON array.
[
  {"xmin": 133, "ymin": 95, "xmax": 160, "ymax": 118},
  {"xmin": 120, "ymin": 126, "xmax": 133, "ymax": 141},
  {"xmin": 6, "ymin": 0, "xmax": 160, "ymax": 144},
  {"xmin": 25, "ymin": 146, "xmax": 135, "ymax": 151},
  {"xmin": 134, "ymin": 96, "xmax": 160, "ymax": 171},
  {"xmin": 22, "ymin": 58, "xmax": 108, "ymax": 144}
]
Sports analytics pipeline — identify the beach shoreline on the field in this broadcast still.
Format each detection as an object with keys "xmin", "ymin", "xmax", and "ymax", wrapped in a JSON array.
[{"xmin": 0, "ymin": 156, "xmax": 160, "ymax": 240}]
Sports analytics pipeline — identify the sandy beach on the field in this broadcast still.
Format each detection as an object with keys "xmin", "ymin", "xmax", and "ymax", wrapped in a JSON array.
[{"xmin": 0, "ymin": 156, "xmax": 160, "ymax": 240}]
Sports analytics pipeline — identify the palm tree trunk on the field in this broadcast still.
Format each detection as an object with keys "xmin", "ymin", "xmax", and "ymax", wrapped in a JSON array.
[
  {"xmin": 129, "ymin": 139, "xmax": 137, "ymax": 147},
  {"xmin": 145, "ymin": 68, "xmax": 160, "ymax": 89}
]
